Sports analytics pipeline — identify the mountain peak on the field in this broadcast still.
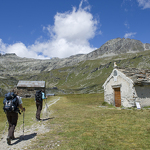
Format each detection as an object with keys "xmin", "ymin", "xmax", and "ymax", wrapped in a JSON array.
[{"xmin": 86, "ymin": 38, "xmax": 150, "ymax": 60}]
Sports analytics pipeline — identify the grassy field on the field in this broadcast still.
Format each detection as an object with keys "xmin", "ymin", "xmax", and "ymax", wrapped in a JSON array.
[
  {"xmin": 1, "ymin": 94, "xmax": 150, "ymax": 149},
  {"xmin": 29, "ymin": 94, "xmax": 150, "ymax": 150}
]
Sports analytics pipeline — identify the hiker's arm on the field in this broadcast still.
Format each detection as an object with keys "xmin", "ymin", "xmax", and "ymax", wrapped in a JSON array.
[
  {"xmin": 19, "ymin": 104, "xmax": 25, "ymax": 112},
  {"xmin": 42, "ymin": 92, "xmax": 47, "ymax": 99},
  {"xmin": 17, "ymin": 96, "xmax": 25, "ymax": 111}
]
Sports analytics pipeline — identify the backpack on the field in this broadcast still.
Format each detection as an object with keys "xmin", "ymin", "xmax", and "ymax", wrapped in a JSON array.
[
  {"xmin": 35, "ymin": 90, "xmax": 42, "ymax": 101},
  {"xmin": 3, "ymin": 92, "xmax": 19, "ymax": 112}
]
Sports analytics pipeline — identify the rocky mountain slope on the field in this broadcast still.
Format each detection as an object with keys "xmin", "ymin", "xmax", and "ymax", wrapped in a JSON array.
[
  {"xmin": 86, "ymin": 38, "xmax": 150, "ymax": 59},
  {"xmin": 1, "ymin": 38, "xmax": 150, "ymax": 76},
  {"xmin": 0, "ymin": 38, "xmax": 150, "ymax": 96}
]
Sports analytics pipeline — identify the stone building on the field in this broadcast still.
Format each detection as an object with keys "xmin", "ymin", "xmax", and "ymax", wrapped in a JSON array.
[
  {"xmin": 102, "ymin": 67, "xmax": 150, "ymax": 108},
  {"xmin": 17, "ymin": 81, "xmax": 45, "ymax": 98}
]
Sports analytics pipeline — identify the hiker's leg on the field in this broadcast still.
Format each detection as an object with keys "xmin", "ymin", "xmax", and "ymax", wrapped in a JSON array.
[
  {"xmin": 41, "ymin": 101, "xmax": 43, "ymax": 111},
  {"xmin": 39, "ymin": 102, "xmax": 43, "ymax": 119},
  {"xmin": 36, "ymin": 102, "xmax": 42, "ymax": 119},
  {"xmin": 36, "ymin": 102, "xmax": 40, "ymax": 119},
  {"xmin": 36, "ymin": 102, "xmax": 39, "ymax": 119},
  {"xmin": 6, "ymin": 112, "xmax": 12, "ymax": 144},
  {"xmin": 7, "ymin": 112, "xmax": 18, "ymax": 138},
  {"xmin": 6, "ymin": 112, "xmax": 11, "ymax": 135}
]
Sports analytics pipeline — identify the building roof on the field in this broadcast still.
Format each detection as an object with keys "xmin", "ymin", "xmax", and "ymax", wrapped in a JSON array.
[
  {"xmin": 17, "ymin": 81, "xmax": 45, "ymax": 88},
  {"xmin": 116, "ymin": 67, "xmax": 150, "ymax": 85}
]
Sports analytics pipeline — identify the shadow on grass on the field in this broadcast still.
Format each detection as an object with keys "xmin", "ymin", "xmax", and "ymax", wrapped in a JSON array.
[
  {"xmin": 42, "ymin": 117, "xmax": 55, "ymax": 122},
  {"xmin": 11, "ymin": 132, "xmax": 37, "ymax": 145}
]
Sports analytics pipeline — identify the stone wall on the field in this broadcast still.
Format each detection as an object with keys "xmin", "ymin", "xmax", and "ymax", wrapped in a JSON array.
[
  {"xmin": 17, "ymin": 87, "xmax": 45, "ymax": 98},
  {"xmin": 103, "ymin": 69, "xmax": 135, "ymax": 107},
  {"xmin": 134, "ymin": 85, "xmax": 150, "ymax": 107}
]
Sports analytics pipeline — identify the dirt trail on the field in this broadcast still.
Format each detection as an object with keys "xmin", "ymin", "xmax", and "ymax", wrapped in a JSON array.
[{"xmin": 0, "ymin": 97, "xmax": 60, "ymax": 150}]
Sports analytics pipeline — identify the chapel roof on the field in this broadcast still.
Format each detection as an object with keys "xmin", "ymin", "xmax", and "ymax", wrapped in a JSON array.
[
  {"xmin": 17, "ymin": 80, "xmax": 45, "ymax": 88},
  {"xmin": 116, "ymin": 67, "xmax": 150, "ymax": 85}
]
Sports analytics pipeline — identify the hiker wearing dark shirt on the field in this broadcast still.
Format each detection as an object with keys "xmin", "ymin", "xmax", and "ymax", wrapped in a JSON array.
[{"xmin": 35, "ymin": 89, "xmax": 47, "ymax": 121}]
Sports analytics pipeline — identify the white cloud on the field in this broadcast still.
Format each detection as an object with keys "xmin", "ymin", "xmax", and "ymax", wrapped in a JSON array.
[
  {"xmin": 124, "ymin": 32, "xmax": 137, "ymax": 38},
  {"xmin": 0, "ymin": 0, "xmax": 99, "ymax": 59},
  {"xmin": 0, "ymin": 39, "xmax": 49, "ymax": 59},
  {"xmin": 137, "ymin": 0, "xmax": 150, "ymax": 9}
]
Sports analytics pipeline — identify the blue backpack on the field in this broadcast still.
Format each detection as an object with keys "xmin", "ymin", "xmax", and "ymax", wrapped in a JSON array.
[{"xmin": 3, "ymin": 92, "xmax": 19, "ymax": 112}]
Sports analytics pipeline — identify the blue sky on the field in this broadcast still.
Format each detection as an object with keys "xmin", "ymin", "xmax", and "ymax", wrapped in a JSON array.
[{"xmin": 0, "ymin": 0, "xmax": 150, "ymax": 59}]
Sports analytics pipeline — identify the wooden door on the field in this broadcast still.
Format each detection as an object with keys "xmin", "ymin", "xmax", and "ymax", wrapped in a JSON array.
[{"xmin": 114, "ymin": 88, "xmax": 121, "ymax": 107}]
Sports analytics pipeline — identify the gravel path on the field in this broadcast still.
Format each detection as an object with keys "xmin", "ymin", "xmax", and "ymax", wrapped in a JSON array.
[{"xmin": 0, "ymin": 97, "xmax": 60, "ymax": 150}]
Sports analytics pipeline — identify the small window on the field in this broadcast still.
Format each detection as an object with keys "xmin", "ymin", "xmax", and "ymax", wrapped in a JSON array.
[{"xmin": 114, "ymin": 70, "xmax": 117, "ymax": 76}]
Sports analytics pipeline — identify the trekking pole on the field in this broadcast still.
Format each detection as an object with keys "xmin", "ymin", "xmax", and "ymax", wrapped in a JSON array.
[
  {"xmin": 22, "ymin": 111, "xmax": 24, "ymax": 140},
  {"xmin": 44, "ymin": 99, "xmax": 50, "ymax": 113}
]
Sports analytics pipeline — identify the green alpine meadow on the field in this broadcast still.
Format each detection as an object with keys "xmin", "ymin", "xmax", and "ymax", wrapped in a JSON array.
[{"xmin": 1, "ymin": 94, "xmax": 150, "ymax": 149}]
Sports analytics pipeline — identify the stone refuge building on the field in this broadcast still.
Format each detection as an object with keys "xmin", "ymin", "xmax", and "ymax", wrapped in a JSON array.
[
  {"xmin": 17, "ymin": 81, "xmax": 45, "ymax": 98},
  {"xmin": 102, "ymin": 67, "xmax": 150, "ymax": 108}
]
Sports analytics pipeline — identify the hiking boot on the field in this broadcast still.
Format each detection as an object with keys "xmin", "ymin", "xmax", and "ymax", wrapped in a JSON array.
[
  {"xmin": 36, "ymin": 118, "xmax": 41, "ymax": 121},
  {"xmin": 11, "ymin": 136, "xmax": 15, "ymax": 140},
  {"xmin": 7, "ymin": 136, "xmax": 11, "ymax": 145}
]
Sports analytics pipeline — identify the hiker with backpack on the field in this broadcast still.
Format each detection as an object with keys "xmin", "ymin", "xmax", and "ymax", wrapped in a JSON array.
[
  {"xmin": 3, "ymin": 88, "xmax": 25, "ymax": 145},
  {"xmin": 35, "ymin": 89, "xmax": 47, "ymax": 121}
]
